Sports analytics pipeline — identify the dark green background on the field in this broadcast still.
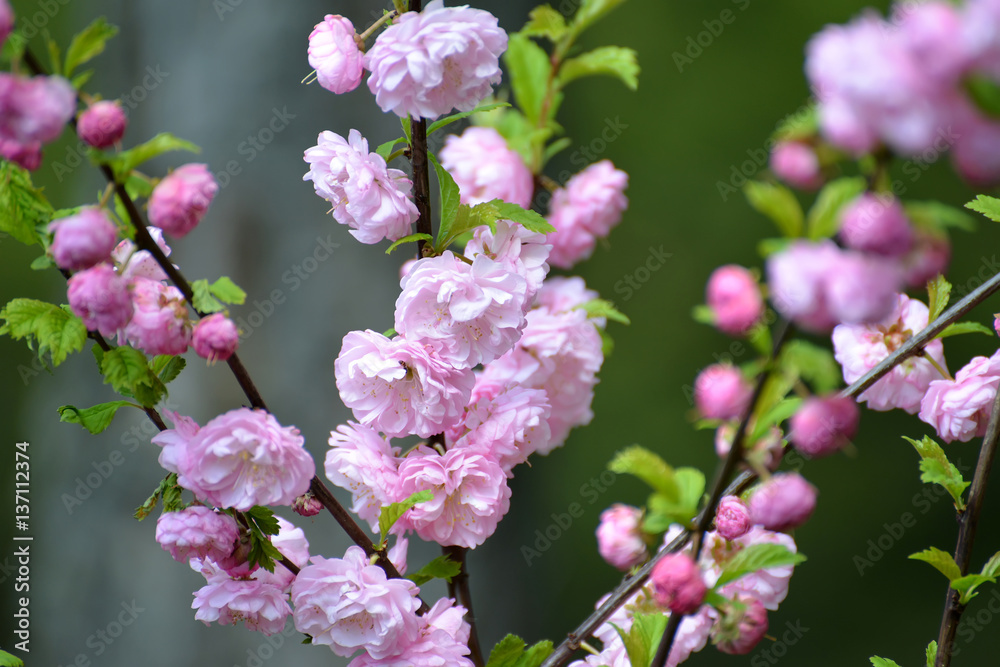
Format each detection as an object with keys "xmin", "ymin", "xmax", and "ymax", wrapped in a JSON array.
[{"xmin": 2, "ymin": 0, "xmax": 1000, "ymax": 665}]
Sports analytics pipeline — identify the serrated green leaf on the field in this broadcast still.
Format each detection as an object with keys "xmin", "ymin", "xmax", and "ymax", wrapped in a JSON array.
[
  {"xmin": 386, "ymin": 233, "xmax": 433, "ymax": 255},
  {"xmin": 0, "ymin": 299, "xmax": 86, "ymax": 367},
  {"xmin": 245, "ymin": 506, "xmax": 283, "ymax": 573},
  {"xmin": 379, "ymin": 490, "xmax": 434, "ymax": 542},
  {"xmin": 578, "ymin": 298, "xmax": 630, "ymax": 325},
  {"xmin": 927, "ymin": 275, "xmax": 952, "ymax": 322},
  {"xmin": 981, "ymin": 551, "xmax": 1000, "ymax": 579},
  {"xmin": 518, "ymin": 640, "xmax": 554, "ymax": 667},
  {"xmin": 0, "ymin": 162, "xmax": 53, "ymax": 246},
  {"xmin": 134, "ymin": 473, "xmax": 180, "ymax": 520},
  {"xmin": 779, "ymin": 339, "xmax": 841, "ymax": 394},
  {"xmin": 107, "ymin": 133, "xmax": 200, "ymax": 179},
  {"xmin": 926, "ymin": 640, "xmax": 938, "ymax": 667},
  {"xmin": 431, "ymin": 154, "xmax": 462, "ymax": 249},
  {"xmin": 964, "ymin": 74, "xmax": 1000, "ymax": 119},
  {"xmin": 909, "ymin": 546, "xmax": 962, "ymax": 582},
  {"xmin": 152, "ymin": 355, "xmax": 186, "ymax": 384},
  {"xmin": 247, "ymin": 505, "xmax": 280, "ymax": 535},
  {"xmin": 904, "ymin": 436, "xmax": 969, "ymax": 509},
  {"xmin": 619, "ymin": 612, "xmax": 667, "ymax": 667},
  {"xmin": 805, "ymin": 177, "xmax": 866, "ymax": 240},
  {"xmin": 99, "ymin": 346, "xmax": 166, "ymax": 407},
  {"xmin": 870, "ymin": 658, "xmax": 903, "ymax": 667},
  {"xmin": 191, "ymin": 279, "xmax": 225, "ymax": 314},
  {"xmin": 504, "ymin": 34, "xmax": 551, "ymax": 125},
  {"xmin": 557, "ymin": 46, "xmax": 639, "ymax": 91},
  {"xmin": 487, "ymin": 200, "xmax": 556, "ymax": 234},
  {"xmin": 520, "ymin": 6, "xmax": 568, "ymax": 41},
  {"xmin": 64, "ymin": 17, "xmax": 118, "ymax": 78},
  {"xmin": 571, "ymin": 0, "xmax": 628, "ymax": 37},
  {"xmin": 58, "ymin": 400, "xmax": 137, "ymax": 434},
  {"xmin": 209, "ymin": 276, "xmax": 246, "ymax": 305},
  {"xmin": 744, "ymin": 181, "xmax": 803, "ymax": 238},
  {"xmin": 715, "ymin": 543, "xmax": 806, "ymax": 589},
  {"xmin": 407, "ymin": 554, "xmax": 462, "ymax": 586},
  {"xmin": 437, "ymin": 202, "xmax": 496, "ymax": 252},
  {"xmin": 936, "ymin": 321, "xmax": 995, "ymax": 339},
  {"xmin": 905, "ymin": 201, "xmax": 977, "ymax": 233},
  {"xmin": 966, "ymin": 194, "xmax": 1000, "ymax": 222},
  {"xmin": 0, "ymin": 648, "xmax": 24, "ymax": 667},
  {"xmin": 952, "ymin": 573, "xmax": 997, "ymax": 604},
  {"xmin": 486, "ymin": 634, "xmax": 527, "ymax": 667},
  {"xmin": 427, "ymin": 102, "xmax": 511, "ymax": 136},
  {"xmin": 609, "ymin": 445, "xmax": 679, "ymax": 501}
]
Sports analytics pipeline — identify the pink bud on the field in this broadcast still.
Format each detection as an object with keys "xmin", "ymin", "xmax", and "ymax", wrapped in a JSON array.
[
  {"xmin": 995, "ymin": 314, "xmax": 1000, "ymax": 337},
  {"xmin": 49, "ymin": 208, "xmax": 118, "ymax": 271},
  {"xmin": 714, "ymin": 496, "xmax": 751, "ymax": 541},
  {"xmin": 308, "ymin": 15, "xmax": 364, "ymax": 94},
  {"xmin": 0, "ymin": 0, "xmax": 13, "ymax": 49},
  {"xmin": 770, "ymin": 141, "xmax": 822, "ymax": 190},
  {"xmin": 77, "ymin": 100, "xmax": 128, "ymax": 148},
  {"xmin": 148, "ymin": 163, "xmax": 218, "ymax": 238},
  {"xmin": 192, "ymin": 313, "xmax": 239, "ymax": 363},
  {"xmin": 825, "ymin": 251, "xmax": 902, "ymax": 325},
  {"xmin": 694, "ymin": 364, "xmax": 753, "ymax": 420},
  {"xmin": 706, "ymin": 265, "xmax": 763, "ymax": 336},
  {"xmin": 67, "ymin": 264, "xmax": 134, "ymax": 337},
  {"xmin": 596, "ymin": 504, "xmax": 648, "ymax": 571},
  {"xmin": 216, "ymin": 527, "xmax": 257, "ymax": 578},
  {"xmin": 292, "ymin": 492, "xmax": 324, "ymax": 518},
  {"xmin": 789, "ymin": 395, "xmax": 859, "ymax": 458},
  {"xmin": 839, "ymin": 193, "xmax": 914, "ymax": 257},
  {"xmin": 0, "ymin": 138, "xmax": 42, "ymax": 171},
  {"xmin": 713, "ymin": 594, "xmax": 769, "ymax": 654},
  {"xmin": 650, "ymin": 553, "xmax": 707, "ymax": 615},
  {"xmin": 748, "ymin": 472, "xmax": 817, "ymax": 532}
]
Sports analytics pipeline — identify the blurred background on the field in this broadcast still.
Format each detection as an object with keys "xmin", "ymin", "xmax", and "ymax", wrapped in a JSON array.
[{"xmin": 3, "ymin": 0, "xmax": 1000, "ymax": 665}]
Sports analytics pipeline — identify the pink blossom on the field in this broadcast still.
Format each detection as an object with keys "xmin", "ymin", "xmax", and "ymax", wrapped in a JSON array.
[
  {"xmin": 694, "ymin": 364, "xmax": 752, "ymax": 421},
  {"xmin": 714, "ymin": 496, "xmax": 751, "ymax": 541},
  {"xmin": 308, "ymin": 15, "xmax": 364, "ymax": 94},
  {"xmin": 713, "ymin": 594, "xmax": 769, "ymax": 654},
  {"xmin": 789, "ymin": 395, "xmax": 859, "ymax": 458},
  {"xmin": 348, "ymin": 597, "xmax": 473, "ymax": 667},
  {"xmin": 388, "ymin": 537, "xmax": 409, "ymax": 576},
  {"xmin": 705, "ymin": 265, "xmax": 764, "ymax": 336},
  {"xmin": 0, "ymin": 1, "xmax": 11, "ymax": 49},
  {"xmin": 148, "ymin": 164, "xmax": 218, "ymax": 238},
  {"xmin": 703, "ymin": 526, "xmax": 798, "ymax": 610},
  {"xmin": 651, "ymin": 553, "xmax": 707, "ymax": 614},
  {"xmin": 192, "ymin": 313, "xmax": 239, "ymax": 363},
  {"xmin": 394, "ymin": 444, "xmax": 510, "ymax": 548},
  {"xmin": 364, "ymin": 1, "xmax": 507, "ymax": 119},
  {"xmin": 449, "ymin": 384, "xmax": 551, "ymax": 472},
  {"xmin": 151, "ymin": 408, "xmax": 315, "ymax": 510},
  {"xmin": 464, "ymin": 219, "xmax": 551, "ymax": 301},
  {"xmin": 597, "ymin": 504, "xmax": 648, "ymax": 570},
  {"xmin": 66, "ymin": 263, "xmax": 133, "ymax": 337},
  {"xmin": 715, "ymin": 421, "xmax": 784, "ymax": 472},
  {"xmin": 766, "ymin": 240, "xmax": 842, "ymax": 332},
  {"xmin": 122, "ymin": 277, "xmax": 191, "ymax": 356},
  {"xmin": 325, "ymin": 421, "xmax": 401, "ymax": 531},
  {"xmin": 193, "ymin": 576, "xmax": 291, "ymax": 635},
  {"xmin": 0, "ymin": 137, "xmax": 41, "ymax": 170},
  {"xmin": 112, "ymin": 227, "xmax": 173, "ymax": 282},
  {"xmin": 839, "ymin": 193, "xmax": 914, "ymax": 257},
  {"xmin": 303, "ymin": 129, "xmax": 419, "ymax": 243},
  {"xmin": 534, "ymin": 276, "xmax": 597, "ymax": 314},
  {"xmin": 824, "ymin": 250, "xmax": 902, "ymax": 325},
  {"xmin": 748, "ymin": 473, "xmax": 817, "ymax": 532},
  {"xmin": 49, "ymin": 208, "xmax": 118, "ymax": 271},
  {"xmin": 77, "ymin": 100, "xmax": 127, "ymax": 148},
  {"xmin": 291, "ymin": 547, "xmax": 421, "ymax": 658},
  {"xmin": 769, "ymin": 141, "xmax": 822, "ymax": 190},
  {"xmin": 440, "ymin": 126, "xmax": 533, "ymax": 207},
  {"xmin": 901, "ymin": 230, "xmax": 951, "ymax": 289},
  {"xmin": 155, "ymin": 506, "xmax": 239, "ymax": 563},
  {"xmin": 919, "ymin": 351, "xmax": 1000, "ymax": 442},
  {"xmin": 546, "ymin": 160, "xmax": 629, "ymax": 269},
  {"xmin": 833, "ymin": 293, "xmax": 947, "ymax": 413},
  {"xmin": 395, "ymin": 251, "xmax": 528, "ymax": 368},
  {"xmin": 0, "ymin": 73, "xmax": 75, "ymax": 146},
  {"xmin": 335, "ymin": 330, "xmax": 475, "ymax": 438},
  {"xmin": 897, "ymin": 1, "xmax": 971, "ymax": 85}
]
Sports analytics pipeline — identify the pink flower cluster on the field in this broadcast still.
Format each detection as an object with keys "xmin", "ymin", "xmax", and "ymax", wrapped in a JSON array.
[
  {"xmin": 546, "ymin": 160, "xmax": 629, "ymax": 269},
  {"xmin": 0, "ymin": 71, "xmax": 75, "ymax": 169},
  {"xmin": 440, "ymin": 126, "xmax": 534, "ymax": 208},
  {"xmin": 920, "ymin": 350, "xmax": 1000, "ymax": 442}
]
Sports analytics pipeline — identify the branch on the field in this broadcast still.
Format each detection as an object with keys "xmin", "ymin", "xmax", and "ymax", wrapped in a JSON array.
[{"xmin": 444, "ymin": 545, "xmax": 484, "ymax": 666}]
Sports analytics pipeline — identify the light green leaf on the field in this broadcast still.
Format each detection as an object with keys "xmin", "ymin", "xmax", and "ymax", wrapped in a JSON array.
[
  {"xmin": 618, "ymin": 612, "xmax": 667, "ymax": 667},
  {"xmin": 909, "ymin": 546, "xmax": 962, "ymax": 582},
  {"xmin": 376, "ymin": 137, "xmax": 406, "ymax": 162},
  {"xmin": 981, "ymin": 551, "xmax": 1000, "ymax": 579},
  {"xmin": 692, "ymin": 304, "xmax": 715, "ymax": 326},
  {"xmin": 965, "ymin": 194, "xmax": 1000, "ymax": 222},
  {"xmin": 926, "ymin": 640, "xmax": 938, "ymax": 667},
  {"xmin": 0, "ymin": 162, "xmax": 53, "ymax": 246},
  {"xmin": 401, "ymin": 116, "xmax": 412, "ymax": 145},
  {"xmin": 71, "ymin": 69, "xmax": 94, "ymax": 90},
  {"xmin": 438, "ymin": 203, "xmax": 496, "ymax": 252},
  {"xmin": 571, "ymin": 0, "xmax": 628, "ymax": 38},
  {"xmin": 870, "ymin": 658, "xmax": 903, "ymax": 667},
  {"xmin": 757, "ymin": 237, "xmax": 791, "ymax": 258},
  {"xmin": 487, "ymin": 200, "xmax": 556, "ymax": 233},
  {"xmin": 773, "ymin": 106, "xmax": 818, "ymax": 142},
  {"xmin": 952, "ymin": 573, "xmax": 997, "ymax": 604},
  {"xmin": 46, "ymin": 35, "xmax": 62, "ymax": 76},
  {"xmin": 927, "ymin": 275, "xmax": 952, "ymax": 322},
  {"xmin": 386, "ymin": 233, "xmax": 433, "ymax": 255},
  {"xmin": 542, "ymin": 137, "xmax": 572, "ymax": 166},
  {"xmin": 134, "ymin": 473, "xmax": 181, "ymax": 520},
  {"xmin": 520, "ymin": 5, "xmax": 568, "ymax": 41},
  {"xmin": 108, "ymin": 133, "xmax": 200, "ymax": 178},
  {"xmin": 744, "ymin": 181, "xmax": 803, "ymax": 238},
  {"xmin": 191, "ymin": 279, "xmax": 225, "ymax": 314},
  {"xmin": 936, "ymin": 321, "xmax": 995, "ymax": 340},
  {"xmin": 779, "ymin": 339, "xmax": 842, "ymax": 394},
  {"xmin": 431, "ymin": 154, "xmax": 462, "ymax": 248},
  {"xmin": 715, "ymin": 543, "xmax": 806, "ymax": 589},
  {"xmin": 30, "ymin": 254, "xmax": 55, "ymax": 271},
  {"xmin": 0, "ymin": 648, "xmax": 25, "ymax": 667},
  {"xmin": 64, "ymin": 17, "xmax": 118, "ymax": 78},
  {"xmin": 0, "ymin": 299, "xmax": 86, "ymax": 367},
  {"xmin": 608, "ymin": 445, "xmax": 679, "ymax": 501},
  {"xmin": 905, "ymin": 201, "xmax": 977, "ymax": 233},
  {"xmin": 751, "ymin": 397, "xmax": 803, "ymax": 442},
  {"xmin": 964, "ymin": 75, "xmax": 1000, "ymax": 119},
  {"xmin": 58, "ymin": 400, "xmax": 138, "ymax": 434},
  {"xmin": 486, "ymin": 635, "xmax": 526, "ymax": 667},
  {"xmin": 209, "ymin": 276, "xmax": 247, "ymax": 306},
  {"xmin": 379, "ymin": 490, "xmax": 433, "ymax": 542},
  {"xmin": 407, "ymin": 554, "xmax": 462, "ymax": 586},
  {"xmin": 557, "ymin": 46, "xmax": 639, "ymax": 91},
  {"xmin": 504, "ymin": 34, "xmax": 551, "ymax": 125},
  {"xmin": 99, "ymin": 346, "xmax": 166, "ymax": 407},
  {"xmin": 578, "ymin": 298, "xmax": 630, "ymax": 325},
  {"xmin": 805, "ymin": 177, "xmax": 865, "ymax": 240},
  {"xmin": 427, "ymin": 102, "xmax": 511, "ymax": 136},
  {"xmin": 151, "ymin": 355, "xmax": 186, "ymax": 384},
  {"xmin": 674, "ymin": 467, "xmax": 706, "ymax": 513},
  {"xmin": 904, "ymin": 436, "xmax": 970, "ymax": 509}
]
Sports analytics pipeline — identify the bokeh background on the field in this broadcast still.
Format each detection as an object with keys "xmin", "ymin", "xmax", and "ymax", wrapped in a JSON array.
[{"xmin": 3, "ymin": 0, "xmax": 1000, "ymax": 665}]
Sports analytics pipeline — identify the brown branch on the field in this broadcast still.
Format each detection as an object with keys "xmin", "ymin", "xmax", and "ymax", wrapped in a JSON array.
[{"xmin": 444, "ymin": 545, "xmax": 484, "ymax": 666}]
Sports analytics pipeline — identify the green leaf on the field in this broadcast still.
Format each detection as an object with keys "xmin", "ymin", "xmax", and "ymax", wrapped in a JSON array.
[
  {"xmin": 578, "ymin": 298, "xmax": 630, "ymax": 325},
  {"xmin": 952, "ymin": 573, "xmax": 997, "ymax": 604},
  {"xmin": 58, "ymin": 400, "xmax": 137, "ymax": 434},
  {"xmin": 72, "ymin": 69, "xmax": 94, "ymax": 90},
  {"xmin": 246, "ymin": 506, "xmax": 283, "ymax": 573},
  {"xmin": 427, "ymin": 102, "xmax": 511, "ymax": 136},
  {"xmin": 518, "ymin": 640, "xmax": 554, "ymax": 667},
  {"xmin": 757, "ymin": 237, "xmax": 791, "ymax": 258},
  {"xmin": 386, "ymin": 233, "xmax": 433, "ymax": 255},
  {"xmin": 715, "ymin": 543, "xmax": 806, "ymax": 589},
  {"xmin": 407, "ymin": 554, "xmax": 462, "ymax": 586},
  {"xmin": 30, "ymin": 254, "xmax": 55, "ymax": 271},
  {"xmin": 64, "ymin": 17, "xmax": 118, "ymax": 78},
  {"xmin": 376, "ymin": 137, "xmax": 406, "ymax": 162},
  {"xmin": 571, "ymin": 0, "xmax": 628, "ymax": 38},
  {"xmin": 926, "ymin": 641, "xmax": 938, "ymax": 667},
  {"xmin": 779, "ymin": 339, "xmax": 841, "ymax": 394},
  {"xmin": 608, "ymin": 445, "xmax": 679, "ymax": 501},
  {"xmin": 805, "ymin": 177, "xmax": 866, "ymax": 240},
  {"xmin": 0, "ymin": 162, "xmax": 54, "ymax": 246},
  {"xmin": 870, "ymin": 658, "xmax": 903, "ymax": 667},
  {"xmin": 773, "ymin": 106, "xmax": 818, "ymax": 142},
  {"xmin": 743, "ymin": 181, "xmax": 803, "ymax": 238},
  {"xmin": 905, "ymin": 201, "xmax": 977, "ymax": 233},
  {"xmin": 191, "ymin": 279, "xmax": 225, "ymax": 314},
  {"xmin": 557, "ymin": 46, "xmax": 639, "ymax": 91},
  {"xmin": 504, "ymin": 34, "xmax": 551, "ymax": 125},
  {"xmin": 904, "ymin": 436, "xmax": 970, "ymax": 509},
  {"xmin": 487, "ymin": 200, "xmax": 556, "ymax": 234},
  {"xmin": 107, "ymin": 133, "xmax": 200, "ymax": 179},
  {"xmin": 927, "ymin": 275, "xmax": 952, "ymax": 322},
  {"xmin": 692, "ymin": 304, "xmax": 715, "ymax": 327},
  {"xmin": 981, "ymin": 551, "xmax": 1000, "ymax": 579},
  {"xmin": 751, "ymin": 397, "xmax": 803, "ymax": 443},
  {"xmin": 401, "ymin": 116, "xmax": 412, "ymax": 145},
  {"xmin": 965, "ymin": 194, "xmax": 1000, "ymax": 222},
  {"xmin": 209, "ymin": 276, "xmax": 246, "ymax": 305},
  {"xmin": 134, "ymin": 473, "xmax": 181, "ymax": 520},
  {"xmin": 964, "ymin": 74, "xmax": 1000, "ymax": 119},
  {"xmin": 151, "ymin": 354, "xmax": 186, "ymax": 384},
  {"xmin": 520, "ymin": 5, "xmax": 568, "ymax": 41},
  {"xmin": 0, "ymin": 299, "xmax": 87, "ymax": 367},
  {"xmin": 618, "ymin": 612, "xmax": 667, "ymax": 667},
  {"xmin": 486, "ymin": 635, "xmax": 526, "ymax": 667},
  {"xmin": 936, "ymin": 321, "xmax": 995, "ymax": 339},
  {"xmin": 909, "ymin": 546, "xmax": 962, "ymax": 582},
  {"xmin": 542, "ymin": 136, "xmax": 572, "ymax": 166},
  {"xmin": 674, "ymin": 467, "xmax": 706, "ymax": 513},
  {"xmin": 379, "ymin": 490, "xmax": 434, "ymax": 542},
  {"xmin": 99, "ymin": 346, "xmax": 166, "ymax": 407},
  {"xmin": 46, "ymin": 35, "xmax": 62, "ymax": 76},
  {"xmin": 0, "ymin": 648, "xmax": 25, "ymax": 667},
  {"xmin": 431, "ymin": 154, "xmax": 463, "ymax": 249}
]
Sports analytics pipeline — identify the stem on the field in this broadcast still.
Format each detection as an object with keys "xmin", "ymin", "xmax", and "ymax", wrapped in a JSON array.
[
  {"xmin": 444, "ymin": 545, "xmax": 484, "ymax": 666},
  {"xmin": 410, "ymin": 116, "xmax": 433, "ymax": 258},
  {"xmin": 934, "ymin": 387, "xmax": 1000, "ymax": 667},
  {"xmin": 358, "ymin": 10, "xmax": 398, "ymax": 43}
]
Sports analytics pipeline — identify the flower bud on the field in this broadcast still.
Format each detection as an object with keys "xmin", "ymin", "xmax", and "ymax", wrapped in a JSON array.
[
  {"xmin": 0, "ymin": 0, "xmax": 13, "ymax": 49},
  {"xmin": 67, "ymin": 264, "xmax": 133, "ymax": 337},
  {"xmin": 596, "ymin": 504, "xmax": 648, "ymax": 571},
  {"xmin": 714, "ymin": 496, "xmax": 751, "ymax": 541},
  {"xmin": 192, "ymin": 313, "xmax": 239, "ymax": 363},
  {"xmin": 748, "ymin": 472, "xmax": 817, "ymax": 532},
  {"xmin": 77, "ymin": 100, "xmax": 128, "ymax": 148},
  {"xmin": 789, "ymin": 395, "xmax": 859, "ymax": 458},
  {"xmin": 650, "ymin": 553, "xmax": 707, "ymax": 615},
  {"xmin": 694, "ymin": 364, "xmax": 753, "ymax": 420},
  {"xmin": 713, "ymin": 594, "xmax": 769, "ymax": 654},
  {"xmin": 715, "ymin": 422, "xmax": 784, "ymax": 472},
  {"xmin": 292, "ymin": 492, "xmax": 323, "ymax": 518},
  {"xmin": 308, "ymin": 15, "xmax": 364, "ymax": 94},
  {"xmin": 148, "ymin": 163, "xmax": 218, "ymax": 238},
  {"xmin": 216, "ymin": 526, "xmax": 257, "ymax": 578},
  {"xmin": 706, "ymin": 265, "xmax": 763, "ymax": 336},
  {"xmin": 0, "ymin": 138, "xmax": 42, "ymax": 171},
  {"xmin": 123, "ymin": 278, "xmax": 191, "ymax": 356},
  {"xmin": 839, "ymin": 193, "xmax": 914, "ymax": 257},
  {"xmin": 155, "ymin": 506, "xmax": 240, "ymax": 563},
  {"xmin": 770, "ymin": 141, "xmax": 822, "ymax": 190},
  {"xmin": 49, "ymin": 208, "xmax": 118, "ymax": 271}
]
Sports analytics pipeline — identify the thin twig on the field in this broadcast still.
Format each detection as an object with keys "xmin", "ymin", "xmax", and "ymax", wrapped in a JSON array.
[{"xmin": 444, "ymin": 545, "xmax": 484, "ymax": 666}]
